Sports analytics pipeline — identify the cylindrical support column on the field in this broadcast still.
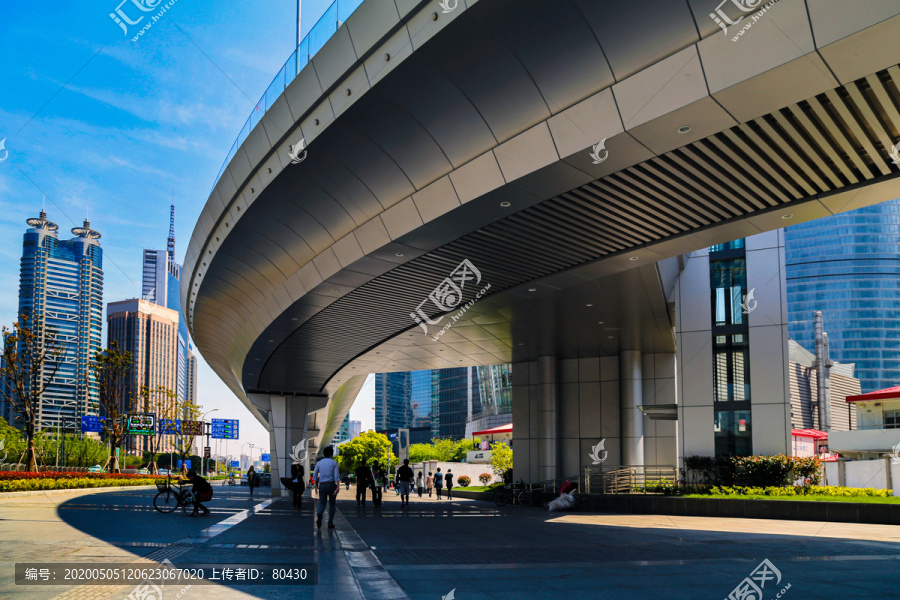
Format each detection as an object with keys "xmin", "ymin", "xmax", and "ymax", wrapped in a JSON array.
[
  {"xmin": 537, "ymin": 356, "xmax": 558, "ymax": 482},
  {"xmin": 620, "ymin": 350, "xmax": 644, "ymax": 466},
  {"xmin": 267, "ymin": 395, "xmax": 309, "ymax": 498}
]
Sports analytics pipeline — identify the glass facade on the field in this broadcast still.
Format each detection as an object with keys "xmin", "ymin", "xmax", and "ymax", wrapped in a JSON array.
[
  {"xmin": 5, "ymin": 212, "xmax": 103, "ymax": 430},
  {"xmin": 375, "ymin": 365, "xmax": 512, "ymax": 441},
  {"xmin": 709, "ymin": 242, "xmax": 752, "ymax": 457},
  {"xmin": 785, "ymin": 200, "xmax": 900, "ymax": 393}
]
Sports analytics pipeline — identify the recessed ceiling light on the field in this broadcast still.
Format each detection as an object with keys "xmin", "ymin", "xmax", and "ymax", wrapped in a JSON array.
[
  {"xmin": 395, "ymin": 252, "xmax": 405, "ymax": 257},
  {"xmin": 629, "ymin": 256, "xmax": 640, "ymax": 261},
  {"xmin": 528, "ymin": 288, "xmax": 537, "ymax": 292},
  {"xmin": 677, "ymin": 125, "xmax": 692, "ymax": 134},
  {"xmin": 500, "ymin": 201, "xmax": 511, "ymax": 207},
  {"xmin": 608, "ymin": 335, "xmax": 614, "ymax": 339},
  {"xmin": 598, "ymin": 321, "xmax": 604, "ymax": 325},
  {"xmin": 781, "ymin": 214, "xmax": 794, "ymax": 220},
  {"xmin": 291, "ymin": 317, "xmax": 298, "ymax": 321},
  {"xmin": 268, "ymin": 339, "xmax": 274, "ymax": 343},
  {"xmin": 586, "ymin": 303, "xmax": 593, "ymax": 307},
  {"xmin": 330, "ymin": 288, "xmax": 339, "ymax": 293},
  {"xmin": 517, "ymin": 343, "xmax": 524, "ymax": 346}
]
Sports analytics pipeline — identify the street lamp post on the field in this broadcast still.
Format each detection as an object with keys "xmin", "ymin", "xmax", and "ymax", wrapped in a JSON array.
[{"xmin": 200, "ymin": 409, "xmax": 219, "ymax": 476}]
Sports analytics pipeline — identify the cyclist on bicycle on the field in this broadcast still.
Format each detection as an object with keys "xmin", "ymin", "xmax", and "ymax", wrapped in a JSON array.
[{"xmin": 181, "ymin": 470, "xmax": 213, "ymax": 516}]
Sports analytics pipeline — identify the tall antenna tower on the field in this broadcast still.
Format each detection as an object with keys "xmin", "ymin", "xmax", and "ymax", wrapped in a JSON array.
[{"xmin": 167, "ymin": 201, "xmax": 175, "ymax": 258}]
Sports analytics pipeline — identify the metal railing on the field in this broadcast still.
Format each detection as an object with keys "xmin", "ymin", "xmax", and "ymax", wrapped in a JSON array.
[
  {"xmin": 583, "ymin": 465, "xmax": 678, "ymax": 495},
  {"xmin": 211, "ymin": 0, "xmax": 365, "ymax": 191}
]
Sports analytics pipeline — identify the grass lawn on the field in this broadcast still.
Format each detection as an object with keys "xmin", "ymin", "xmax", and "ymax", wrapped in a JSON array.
[
  {"xmin": 457, "ymin": 484, "xmax": 504, "ymax": 492},
  {"xmin": 683, "ymin": 494, "xmax": 900, "ymax": 504}
]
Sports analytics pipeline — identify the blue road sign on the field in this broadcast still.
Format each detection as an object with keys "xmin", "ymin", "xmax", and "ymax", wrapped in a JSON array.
[
  {"xmin": 185, "ymin": 459, "xmax": 191, "ymax": 469},
  {"xmin": 158, "ymin": 419, "xmax": 181, "ymax": 435},
  {"xmin": 230, "ymin": 461, "xmax": 239, "ymax": 467},
  {"xmin": 177, "ymin": 459, "xmax": 182, "ymax": 469},
  {"xmin": 81, "ymin": 415, "xmax": 102, "ymax": 433},
  {"xmin": 261, "ymin": 453, "xmax": 270, "ymax": 461},
  {"xmin": 211, "ymin": 418, "xmax": 239, "ymax": 440}
]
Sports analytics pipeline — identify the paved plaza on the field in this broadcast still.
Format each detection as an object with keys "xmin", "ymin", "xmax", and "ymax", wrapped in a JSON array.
[{"xmin": 2, "ymin": 486, "xmax": 900, "ymax": 599}]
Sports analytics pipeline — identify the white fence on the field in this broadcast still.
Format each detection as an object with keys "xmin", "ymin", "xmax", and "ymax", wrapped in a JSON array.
[{"xmin": 823, "ymin": 458, "xmax": 900, "ymax": 496}]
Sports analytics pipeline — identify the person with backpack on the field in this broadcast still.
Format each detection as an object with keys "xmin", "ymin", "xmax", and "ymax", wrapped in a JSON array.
[
  {"xmin": 433, "ymin": 467, "xmax": 443, "ymax": 500},
  {"xmin": 370, "ymin": 461, "xmax": 384, "ymax": 507},
  {"xmin": 445, "ymin": 469, "xmax": 454, "ymax": 500}
]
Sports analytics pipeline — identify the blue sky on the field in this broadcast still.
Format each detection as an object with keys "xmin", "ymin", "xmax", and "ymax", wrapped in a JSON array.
[{"xmin": 0, "ymin": 0, "xmax": 374, "ymax": 458}]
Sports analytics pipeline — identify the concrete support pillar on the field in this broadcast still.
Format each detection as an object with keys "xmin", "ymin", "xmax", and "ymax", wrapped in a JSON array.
[
  {"xmin": 537, "ymin": 356, "xmax": 558, "ymax": 482},
  {"xmin": 620, "ymin": 350, "xmax": 644, "ymax": 466},
  {"xmin": 268, "ymin": 396, "xmax": 309, "ymax": 498}
]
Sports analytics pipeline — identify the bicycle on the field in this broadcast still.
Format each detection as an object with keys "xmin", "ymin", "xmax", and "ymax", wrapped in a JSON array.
[
  {"xmin": 493, "ymin": 479, "xmax": 532, "ymax": 508},
  {"xmin": 153, "ymin": 478, "xmax": 198, "ymax": 516},
  {"xmin": 221, "ymin": 475, "xmax": 236, "ymax": 486}
]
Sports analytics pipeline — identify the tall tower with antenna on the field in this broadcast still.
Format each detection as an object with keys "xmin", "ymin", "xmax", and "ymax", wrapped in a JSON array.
[{"xmin": 167, "ymin": 203, "xmax": 175, "ymax": 259}]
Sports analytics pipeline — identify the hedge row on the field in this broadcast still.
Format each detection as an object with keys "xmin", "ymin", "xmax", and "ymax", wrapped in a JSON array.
[
  {"xmin": 682, "ymin": 455, "xmax": 823, "ymax": 487},
  {"xmin": 708, "ymin": 485, "xmax": 891, "ymax": 498},
  {"xmin": 0, "ymin": 471, "xmax": 166, "ymax": 481},
  {"xmin": 0, "ymin": 477, "xmax": 164, "ymax": 493}
]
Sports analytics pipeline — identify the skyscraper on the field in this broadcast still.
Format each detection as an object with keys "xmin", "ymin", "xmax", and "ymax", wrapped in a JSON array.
[
  {"xmin": 4, "ymin": 211, "xmax": 103, "ymax": 430},
  {"xmin": 375, "ymin": 366, "xmax": 512, "ymax": 441},
  {"xmin": 107, "ymin": 298, "xmax": 180, "ymax": 454},
  {"xmin": 142, "ymin": 205, "xmax": 191, "ymax": 402},
  {"xmin": 785, "ymin": 200, "xmax": 900, "ymax": 393},
  {"xmin": 332, "ymin": 414, "xmax": 351, "ymax": 445}
]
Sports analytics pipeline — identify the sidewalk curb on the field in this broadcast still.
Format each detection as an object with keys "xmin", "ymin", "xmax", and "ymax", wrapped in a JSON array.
[
  {"xmin": 334, "ymin": 506, "xmax": 411, "ymax": 600},
  {"xmin": 0, "ymin": 485, "xmax": 158, "ymax": 499}
]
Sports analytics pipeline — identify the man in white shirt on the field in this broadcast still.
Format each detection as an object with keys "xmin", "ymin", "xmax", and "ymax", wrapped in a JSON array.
[{"xmin": 313, "ymin": 445, "xmax": 340, "ymax": 529}]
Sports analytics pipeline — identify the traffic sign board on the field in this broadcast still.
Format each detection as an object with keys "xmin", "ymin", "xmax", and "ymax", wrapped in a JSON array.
[
  {"xmin": 211, "ymin": 418, "xmax": 239, "ymax": 439},
  {"xmin": 230, "ymin": 460, "xmax": 239, "ymax": 467},
  {"xmin": 181, "ymin": 420, "xmax": 203, "ymax": 436},
  {"xmin": 261, "ymin": 453, "xmax": 270, "ymax": 462},
  {"xmin": 126, "ymin": 413, "xmax": 155, "ymax": 435},
  {"xmin": 81, "ymin": 415, "xmax": 102, "ymax": 433},
  {"xmin": 203, "ymin": 446, "xmax": 211, "ymax": 459}
]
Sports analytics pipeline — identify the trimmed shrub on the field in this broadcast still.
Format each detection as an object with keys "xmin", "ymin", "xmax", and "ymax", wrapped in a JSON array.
[
  {"xmin": 457, "ymin": 475, "xmax": 471, "ymax": 487},
  {"xmin": 0, "ymin": 476, "xmax": 164, "ymax": 493},
  {"xmin": 478, "ymin": 472, "xmax": 493, "ymax": 486},
  {"xmin": 707, "ymin": 485, "xmax": 890, "ymax": 498}
]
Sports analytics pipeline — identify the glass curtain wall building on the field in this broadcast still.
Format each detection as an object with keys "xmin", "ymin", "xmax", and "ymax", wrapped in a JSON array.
[
  {"xmin": 709, "ymin": 239, "xmax": 752, "ymax": 457},
  {"xmin": 4, "ymin": 211, "xmax": 103, "ymax": 430},
  {"xmin": 785, "ymin": 200, "xmax": 900, "ymax": 393},
  {"xmin": 375, "ymin": 365, "xmax": 512, "ymax": 441}
]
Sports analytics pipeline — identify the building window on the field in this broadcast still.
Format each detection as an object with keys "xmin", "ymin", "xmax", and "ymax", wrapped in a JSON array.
[
  {"xmin": 885, "ymin": 410, "xmax": 900, "ymax": 429},
  {"xmin": 709, "ymin": 240, "xmax": 751, "ymax": 457}
]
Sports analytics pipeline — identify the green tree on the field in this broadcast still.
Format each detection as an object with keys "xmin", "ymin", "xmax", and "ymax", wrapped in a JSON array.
[
  {"xmin": 136, "ymin": 385, "xmax": 179, "ymax": 474},
  {"xmin": 490, "ymin": 442, "xmax": 513, "ymax": 479},
  {"xmin": 431, "ymin": 438, "xmax": 457, "ymax": 461},
  {"xmin": 0, "ymin": 315, "xmax": 67, "ymax": 471},
  {"xmin": 409, "ymin": 443, "xmax": 439, "ymax": 463},
  {"xmin": 335, "ymin": 431, "xmax": 396, "ymax": 474},
  {"xmin": 91, "ymin": 341, "xmax": 133, "ymax": 473}
]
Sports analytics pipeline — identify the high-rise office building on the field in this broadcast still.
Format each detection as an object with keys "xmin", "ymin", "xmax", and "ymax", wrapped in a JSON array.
[
  {"xmin": 348, "ymin": 420, "xmax": 361, "ymax": 440},
  {"xmin": 785, "ymin": 200, "xmax": 900, "ymax": 393},
  {"xmin": 375, "ymin": 366, "xmax": 512, "ymax": 441},
  {"xmin": 3, "ymin": 211, "xmax": 103, "ymax": 430},
  {"xmin": 185, "ymin": 347, "xmax": 198, "ymax": 407},
  {"xmin": 332, "ymin": 414, "xmax": 351, "ymax": 445},
  {"xmin": 142, "ymin": 205, "xmax": 191, "ymax": 403},
  {"xmin": 107, "ymin": 298, "xmax": 180, "ymax": 454}
]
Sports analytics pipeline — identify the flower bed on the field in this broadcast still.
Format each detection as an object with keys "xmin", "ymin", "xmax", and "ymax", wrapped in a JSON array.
[
  {"xmin": 706, "ymin": 485, "xmax": 891, "ymax": 498},
  {"xmin": 0, "ymin": 470, "xmax": 167, "ymax": 492}
]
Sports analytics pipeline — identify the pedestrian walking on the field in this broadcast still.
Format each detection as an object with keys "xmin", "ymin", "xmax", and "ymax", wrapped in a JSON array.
[
  {"xmin": 290, "ymin": 462, "xmax": 305, "ymax": 510},
  {"xmin": 371, "ymin": 461, "xmax": 384, "ymax": 507},
  {"xmin": 416, "ymin": 471, "xmax": 424, "ymax": 498},
  {"xmin": 313, "ymin": 446, "xmax": 340, "ymax": 529},
  {"xmin": 355, "ymin": 462, "xmax": 372, "ymax": 506},
  {"xmin": 426, "ymin": 472, "xmax": 434, "ymax": 497},
  {"xmin": 396, "ymin": 459, "xmax": 414, "ymax": 507},
  {"xmin": 445, "ymin": 469, "xmax": 454, "ymax": 500},
  {"xmin": 434, "ymin": 467, "xmax": 443, "ymax": 499},
  {"xmin": 247, "ymin": 465, "xmax": 259, "ymax": 499}
]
